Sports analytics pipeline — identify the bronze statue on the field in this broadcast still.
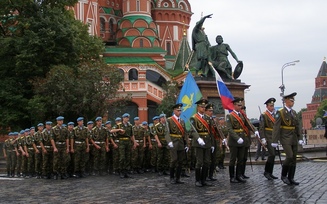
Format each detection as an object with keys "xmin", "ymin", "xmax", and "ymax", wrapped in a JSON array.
[
  {"xmin": 191, "ymin": 14, "xmax": 213, "ymax": 77},
  {"xmin": 210, "ymin": 35, "xmax": 242, "ymax": 80}
]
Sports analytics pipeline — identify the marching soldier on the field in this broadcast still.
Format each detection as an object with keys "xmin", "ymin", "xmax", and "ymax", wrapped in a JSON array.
[
  {"xmin": 113, "ymin": 113, "xmax": 138, "ymax": 178},
  {"xmin": 165, "ymin": 104, "xmax": 188, "ymax": 184},
  {"xmin": 272, "ymin": 92, "xmax": 303, "ymax": 185},
  {"xmin": 51, "ymin": 116, "xmax": 70, "ymax": 179},
  {"xmin": 40, "ymin": 121, "xmax": 53, "ymax": 179},
  {"xmin": 240, "ymin": 106, "xmax": 251, "ymax": 180},
  {"xmin": 259, "ymin": 97, "xmax": 278, "ymax": 180},
  {"xmin": 24, "ymin": 127, "xmax": 36, "ymax": 178},
  {"xmin": 131, "ymin": 117, "xmax": 146, "ymax": 174},
  {"xmin": 217, "ymin": 117, "xmax": 228, "ymax": 169},
  {"xmin": 190, "ymin": 99, "xmax": 214, "ymax": 187},
  {"xmin": 33, "ymin": 123, "xmax": 44, "ymax": 178},
  {"xmin": 154, "ymin": 114, "xmax": 170, "ymax": 176},
  {"xmin": 90, "ymin": 117, "xmax": 108, "ymax": 176},
  {"xmin": 226, "ymin": 97, "xmax": 259, "ymax": 183}
]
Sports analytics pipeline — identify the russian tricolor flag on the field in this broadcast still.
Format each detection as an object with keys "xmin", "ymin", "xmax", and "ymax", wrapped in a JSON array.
[{"xmin": 213, "ymin": 68, "xmax": 234, "ymax": 111}]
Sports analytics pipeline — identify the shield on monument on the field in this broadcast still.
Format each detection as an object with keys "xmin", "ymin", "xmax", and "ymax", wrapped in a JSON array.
[{"xmin": 233, "ymin": 61, "xmax": 243, "ymax": 79}]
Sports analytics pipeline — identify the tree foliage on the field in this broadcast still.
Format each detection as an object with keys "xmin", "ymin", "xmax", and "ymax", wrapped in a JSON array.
[
  {"xmin": 0, "ymin": 1, "xmax": 122, "ymax": 131},
  {"xmin": 157, "ymin": 81, "xmax": 180, "ymax": 116},
  {"xmin": 311, "ymin": 99, "xmax": 327, "ymax": 128}
]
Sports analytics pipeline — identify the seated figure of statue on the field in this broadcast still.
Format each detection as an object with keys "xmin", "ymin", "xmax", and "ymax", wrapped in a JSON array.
[{"xmin": 210, "ymin": 35, "xmax": 241, "ymax": 80}]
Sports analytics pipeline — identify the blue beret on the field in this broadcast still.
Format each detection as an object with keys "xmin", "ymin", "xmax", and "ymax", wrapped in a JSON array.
[
  {"xmin": 87, "ymin": 121, "xmax": 94, "ymax": 125},
  {"xmin": 212, "ymin": 115, "xmax": 216, "ymax": 119},
  {"xmin": 62, "ymin": 124, "xmax": 67, "ymax": 127},
  {"xmin": 134, "ymin": 117, "xmax": 140, "ymax": 121},
  {"xmin": 56, "ymin": 116, "xmax": 64, "ymax": 121},
  {"xmin": 159, "ymin": 114, "xmax": 166, "ymax": 118},
  {"xmin": 115, "ymin": 117, "xmax": 121, "ymax": 121},
  {"xmin": 30, "ymin": 127, "xmax": 35, "ymax": 130},
  {"xmin": 37, "ymin": 123, "xmax": 44, "ymax": 127},
  {"xmin": 8, "ymin": 132, "xmax": 13, "ymax": 136},
  {"xmin": 20, "ymin": 130, "xmax": 25, "ymax": 134},
  {"xmin": 46, "ymin": 121, "xmax": 52, "ymax": 125},
  {"xmin": 25, "ymin": 128, "xmax": 30, "ymax": 132},
  {"xmin": 105, "ymin": 121, "xmax": 111, "ymax": 125},
  {"xmin": 142, "ymin": 121, "xmax": 148, "ymax": 125},
  {"xmin": 68, "ymin": 122, "xmax": 74, "ymax": 126},
  {"xmin": 122, "ymin": 113, "xmax": 130, "ymax": 118},
  {"xmin": 77, "ymin": 117, "xmax": 84, "ymax": 122},
  {"xmin": 152, "ymin": 116, "xmax": 159, "ymax": 121},
  {"xmin": 218, "ymin": 117, "xmax": 225, "ymax": 120},
  {"xmin": 14, "ymin": 132, "xmax": 19, "ymax": 135},
  {"xmin": 95, "ymin": 117, "xmax": 102, "ymax": 121}
]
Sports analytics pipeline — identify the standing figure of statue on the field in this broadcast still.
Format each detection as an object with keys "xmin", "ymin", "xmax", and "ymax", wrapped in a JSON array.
[
  {"xmin": 191, "ymin": 14, "xmax": 213, "ymax": 77},
  {"xmin": 210, "ymin": 35, "xmax": 242, "ymax": 80}
]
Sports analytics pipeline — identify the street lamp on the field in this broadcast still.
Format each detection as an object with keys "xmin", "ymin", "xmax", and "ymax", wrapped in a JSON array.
[{"xmin": 279, "ymin": 60, "xmax": 300, "ymax": 104}]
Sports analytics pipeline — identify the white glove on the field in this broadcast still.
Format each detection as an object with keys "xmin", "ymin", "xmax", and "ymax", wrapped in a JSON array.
[
  {"xmin": 211, "ymin": 146, "xmax": 215, "ymax": 153},
  {"xmin": 185, "ymin": 146, "xmax": 189, "ymax": 152},
  {"xmin": 222, "ymin": 138, "xmax": 227, "ymax": 145},
  {"xmin": 298, "ymin": 140, "xmax": 304, "ymax": 145},
  {"xmin": 261, "ymin": 138, "xmax": 267, "ymax": 145},
  {"xmin": 197, "ymin": 138, "xmax": 205, "ymax": 146},
  {"xmin": 255, "ymin": 131, "xmax": 260, "ymax": 138},
  {"xmin": 271, "ymin": 143, "xmax": 278, "ymax": 148},
  {"xmin": 168, "ymin": 142, "xmax": 174, "ymax": 148},
  {"xmin": 237, "ymin": 138, "xmax": 244, "ymax": 144}
]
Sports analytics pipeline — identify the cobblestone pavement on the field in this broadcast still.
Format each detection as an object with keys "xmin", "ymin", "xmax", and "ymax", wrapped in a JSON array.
[{"xmin": 0, "ymin": 160, "xmax": 326, "ymax": 204}]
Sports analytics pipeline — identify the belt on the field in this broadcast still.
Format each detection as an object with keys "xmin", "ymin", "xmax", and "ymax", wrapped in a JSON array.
[
  {"xmin": 135, "ymin": 140, "xmax": 143, "ymax": 143},
  {"xmin": 170, "ymin": 134, "xmax": 182, "ymax": 138},
  {"xmin": 281, "ymin": 126, "xmax": 295, "ymax": 130},
  {"xmin": 151, "ymin": 139, "xmax": 156, "ymax": 142},
  {"xmin": 189, "ymin": 138, "xmax": 192, "ymax": 141},
  {"xmin": 119, "ymin": 137, "xmax": 130, "ymax": 141},
  {"xmin": 56, "ymin": 142, "xmax": 65, "ymax": 145},
  {"xmin": 75, "ymin": 141, "xmax": 85, "ymax": 144},
  {"xmin": 233, "ymin": 129, "xmax": 244, "ymax": 133},
  {"xmin": 265, "ymin": 128, "xmax": 273, "ymax": 131},
  {"xmin": 44, "ymin": 146, "xmax": 51, "ymax": 148},
  {"xmin": 94, "ymin": 141, "xmax": 105, "ymax": 144},
  {"xmin": 28, "ymin": 147, "xmax": 34, "ymax": 150},
  {"xmin": 37, "ymin": 146, "xmax": 41, "ymax": 148},
  {"xmin": 114, "ymin": 140, "xmax": 119, "ymax": 143}
]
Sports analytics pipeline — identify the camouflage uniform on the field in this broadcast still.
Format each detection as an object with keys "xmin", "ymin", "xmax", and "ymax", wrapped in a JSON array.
[
  {"xmin": 33, "ymin": 130, "xmax": 43, "ymax": 178},
  {"xmin": 41, "ymin": 128, "xmax": 53, "ymax": 178},
  {"xmin": 85, "ymin": 126, "xmax": 94, "ymax": 175},
  {"xmin": 131, "ymin": 124, "xmax": 146, "ymax": 173},
  {"xmin": 3, "ymin": 135, "xmax": 16, "ymax": 177},
  {"xmin": 16, "ymin": 135, "xmax": 25, "ymax": 177},
  {"xmin": 149, "ymin": 123, "xmax": 158, "ymax": 172},
  {"xmin": 154, "ymin": 122, "xmax": 169, "ymax": 175},
  {"xmin": 51, "ymin": 122, "xmax": 70, "ymax": 179},
  {"xmin": 90, "ymin": 125, "xmax": 107, "ymax": 175},
  {"xmin": 72, "ymin": 124, "xmax": 88, "ymax": 177},
  {"xmin": 24, "ymin": 134, "xmax": 35, "ymax": 178}
]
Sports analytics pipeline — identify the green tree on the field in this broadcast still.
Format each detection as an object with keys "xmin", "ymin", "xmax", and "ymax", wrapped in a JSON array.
[
  {"xmin": 311, "ymin": 99, "xmax": 327, "ymax": 128},
  {"xmin": 0, "ymin": 1, "xmax": 119, "ymax": 131},
  {"xmin": 157, "ymin": 81, "xmax": 180, "ymax": 116}
]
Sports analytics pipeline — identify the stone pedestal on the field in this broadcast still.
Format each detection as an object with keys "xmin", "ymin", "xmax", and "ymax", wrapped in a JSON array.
[{"xmin": 194, "ymin": 77, "xmax": 250, "ymax": 117}]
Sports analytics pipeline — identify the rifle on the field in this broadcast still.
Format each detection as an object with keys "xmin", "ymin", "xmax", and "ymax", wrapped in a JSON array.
[
  {"xmin": 276, "ymin": 145, "xmax": 283, "ymax": 167},
  {"xmin": 212, "ymin": 119, "xmax": 230, "ymax": 151}
]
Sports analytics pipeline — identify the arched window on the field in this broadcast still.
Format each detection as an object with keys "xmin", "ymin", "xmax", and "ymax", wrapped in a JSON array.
[
  {"xmin": 140, "ymin": 39, "xmax": 143, "ymax": 47},
  {"xmin": 109, "ymin": 19, "xmax": 114, "ymax": 34},
  {"xmin": 129, "ymin": 68, "xmax": 138, "ymax": 80},
  {"xmin": 100, "ymin": 18, "xmax": 105, "ymax": 32},
  {"xmin": 146, "ymin": 70, "xmax": 167, "ymax": 87}
]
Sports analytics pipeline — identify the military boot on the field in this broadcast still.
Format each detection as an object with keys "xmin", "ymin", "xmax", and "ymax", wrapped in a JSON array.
[
  {"xmin": 288, "ymin": 166, "xmax": 299, "ymax": 185},
  {"xmin": 201, "ymin": 167, "xmax": 213, "ymax": 186},
  {"xmin": 170, "ymin": 168, "xmax": 176, "ymax": 184},
  {"xmin": 175, "ymin": 167, "xmax": 184, "ymax": 184},
  {"xmin": 195, "ymin": 168, "xmax": 202, "ymax": 187},
  {"xmin": 281, "ymin": 165, "xmax": 291, "ymax": 185},
  {"xmin": 241, "ymin": 164, "xmax": 249, "ymax": 179},
  {"xmin": 208, "ymin": 164, "xmax": 217, "ymax": 181},
  {"xmin": 235, "ymin": 164, "xmax": 246, "ymax": 183},
  {"xmin": 229, "ymin": 166, "xmax": 238, "ymax": 183}
]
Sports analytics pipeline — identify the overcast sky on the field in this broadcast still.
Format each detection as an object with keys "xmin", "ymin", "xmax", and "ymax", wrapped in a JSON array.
[{"xmin": 188, "ymin": 0, "xmax": 326, "ymax": 119}]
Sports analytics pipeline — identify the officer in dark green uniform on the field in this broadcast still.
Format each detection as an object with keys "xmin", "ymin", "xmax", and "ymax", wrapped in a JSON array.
[
  {"xmin": 165, "ymin": 104, "xmax": 188, "ymax": 184},
  {"xmin": 272, "ymin": 92, "xmax": 303, "ymax": 185},
  {"xmin": 259, "ymin": 97, "xmax": 278, "ymax": 180},
  {"xmin": 190, "ymin": 99, "xmax": 214, "ymax": 187},
  {"xmin": 33, "ymin": 123, "xmax": 44, "ymax": 178},
  {"xmin": 51, "ymin": 116, "xmax": 70, "ymax": 180},
  {"xmin": 227, "ymin": 97, "xmax": 258, "ymax": 183},
  {"xmin": 40, "ymin": 121, "xmax": 53, "ymax": 179}
]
